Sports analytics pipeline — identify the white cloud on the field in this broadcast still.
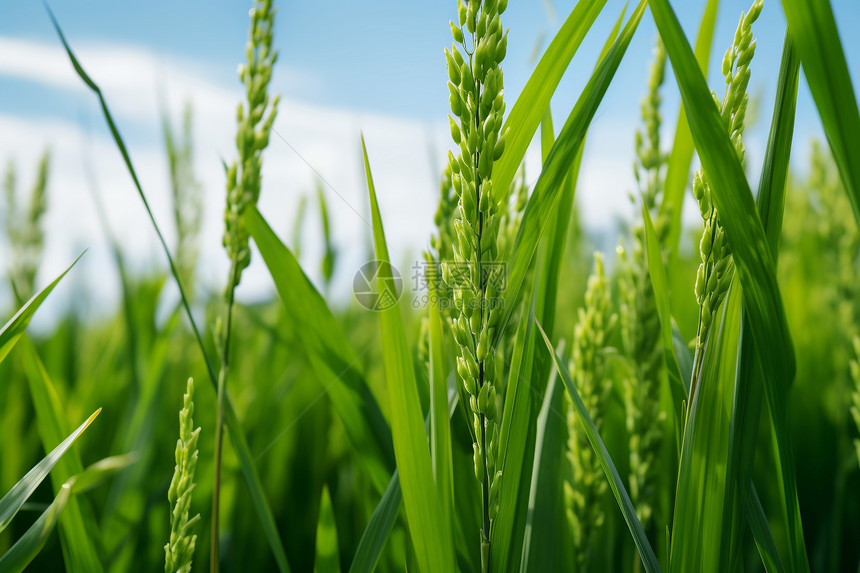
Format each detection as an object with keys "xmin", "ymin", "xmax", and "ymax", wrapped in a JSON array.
[{"xmin": 0, "ymin": 35, "xmax": 662, "ymax": 326}]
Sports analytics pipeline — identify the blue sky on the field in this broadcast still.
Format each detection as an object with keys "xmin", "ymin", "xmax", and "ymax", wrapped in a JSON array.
[{"xmin": 0, "ymin": 0, "xmax": 859, "ymax": 313}]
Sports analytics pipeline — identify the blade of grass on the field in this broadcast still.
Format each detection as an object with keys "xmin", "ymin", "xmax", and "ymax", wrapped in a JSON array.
[
  {"xmin": 519, "ymin": 357, "xmax": 567, "ymax": 572},
  {"xmin": 745, "ymin": 481, "xmax": 787, "ymax": 573},
  {"xmin": 0, "ymin": 253, "xmax": 83, "ymax": 365},
  {"xmin": 246, "ymin": 206, "xmax": 395, "ymax": 494},
  {"xmin": 0, "ymin": 409, "xmax": 100, "ymax": 533},
  {"xmin": 347, "ymin": 471, "xmax": 401, "ymax": 573},
  {"xmin": 362, "ymin": 135, "xmax": 454, "ymax": 573},
  {"xmin": 0, "ymin": 478, "xmax": 73, "ymax": 573},
  {"xmin": 496, "ymin": 0, "xmax": 647, "ymax": 348},
  {"xmin": 491, "ymin": 0, "xmax": 607, "ymax": 201},
  {"xmin": 313, "ymin": 486, "xmax": 339, "ymax": 573},
  {"xmin": 45, "ymin": 11, "xmax": 292, "ymax": 571},
  {"xmin": 0, "ymin": 452, "xmax": 130, "ymax": 573},
  {"xmin": 660, "ymin": 0, "xmax": 720, "ymax": 259},
  {"xmin": 428, "ymin": 273, "xmax": 454, "ymax": 539},
  {"xmin": 491, "ymin": 278, "xmax": 538, "ymax": 573},
  {"xmin": 668, "ymin": 282, "xmax": 742, "ymax": 573},
  {"xmin": 538, "ymin": 321, "xmax": 661, "ymax": 573},
  {"xmin": 782, "ymin": 0, "xmax": 860, "ymax": 225},
  {"xmin": 18, "ymin": 337, "xmax": 104, "ymax": 573}
]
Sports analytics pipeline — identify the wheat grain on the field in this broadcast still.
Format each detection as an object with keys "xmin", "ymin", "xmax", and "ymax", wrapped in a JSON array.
[
  {"xmin": 441, "ymin": 0, "xmax": 509, "ymax": 568},
  {"xmin": 691, "ymin": 0, "xmax": 761, "ymax": 394},
  {"xmin": 565, "ymin": 252, "xmax": 616, "ymax": 571},
  {"xmin": 165, "ymin": 378, "xmax": 201, "ymax": 573}
]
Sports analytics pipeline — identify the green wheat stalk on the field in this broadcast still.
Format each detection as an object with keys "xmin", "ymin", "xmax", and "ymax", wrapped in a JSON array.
[
  {"xmin": 690, "ymin": 0, "xmax": 761, "ymax": 397},
  {"xmin": 442, "ymin": 0, "xmax": 509, "ymax": 569},
  {"xmin": 617, "ymin": 38, "xmax": 669, "ymax": 540},
  {"xmin": 165, "ymin": 378, "xmax": 201, "ymax": 573},
  {"xmin": 212, "ymin": 1, "xmax": 280, "ymax": 570},
  {"xmin": 3, "ymin": 150, "xmax": 50, "ymax": 302},
  {"xmin": 564, "ymin": 252, "xmax": 616, "ymax": 571}
]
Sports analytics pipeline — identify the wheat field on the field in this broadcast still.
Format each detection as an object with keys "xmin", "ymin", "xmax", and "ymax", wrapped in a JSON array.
[{"xmin": 1, "ymin": 0, "xmax": 860, "ymax": 572}]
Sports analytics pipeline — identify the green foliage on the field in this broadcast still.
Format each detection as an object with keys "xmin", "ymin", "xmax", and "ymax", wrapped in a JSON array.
[{"xmin": 5, "ymin": 1, "xmax": 860, "ymax": 572}]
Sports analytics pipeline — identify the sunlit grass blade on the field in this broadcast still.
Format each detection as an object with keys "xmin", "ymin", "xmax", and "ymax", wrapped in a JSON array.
[
  {"xmin": 0, "ymin": 253, "xmax": 83, "ymax": 365},
  {"xmin": 782, "ymin": 0, "xmax": 860, "ymax": 225},
  {"xmin": 45, "ymin": 10, "xmax": 292, "ymax": 571},
  {"xmin": 538, "ymin": 321, "xmax": 661, "ymax": 573},
  {"xmin": 661, "ymin": 0, "xmax": 720, "ymax": 259},
  {"xmin": 496, "ymin": 0, "xmax": 647, "ymax": 348},
  {"xmin": 0, "ymin": 408, "xmax": 100, "ymax": 533},
  {"xmin": 313, "ymin": 486, "xmax": 339, "ymax": 573},
  {"xmin": 18, "ymin": 337, "xmax": 103, "ymax": 573},
  {"xmin": 362, "ymin": 135, "xmax": 454, "ymax": 573},
  {"xmin": 491, "ymin": 0, "xmax": 607, "ymax": 201},
  {"xmin": 246, "ymin": 206, "xmax": 395, "ymax": 493}
]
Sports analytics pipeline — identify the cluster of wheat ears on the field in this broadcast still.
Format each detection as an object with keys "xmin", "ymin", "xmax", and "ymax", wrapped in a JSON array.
[{"xmin": 1, "ymin": 0, "xmax": 860, "ymax": 571}]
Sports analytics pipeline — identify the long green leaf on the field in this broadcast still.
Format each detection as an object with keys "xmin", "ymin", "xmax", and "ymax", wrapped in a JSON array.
[
  {"xmin": 428, "ymin": 274, "xmax": 455, "ymax": 540},
  {"xmin": 669, "ymin": 282, "xmax": 742, "ymax": 573},
  {"xmin": 782, "ymin": 0, "xmax": 860, "ymax": 226},
  {"xmin": 519, "ymin": 361, "xmax": 567, "ymax": 572},
  {"xmin": 731, "ymin": 33, "xmax": 805, "ymax": 573},
  {"xmin": 46, "ymin": 11, "xmax": 292, "ymax": 571},
  {"xmin": 746, "ymin": 482, "xmax": 787, "ymax": 573},
  {"xmin": 0, "ymin": 409, "xmax": 100, "ymax": 533},
  {"xmin": 660, "ymin": 0, "xmax": 720, "ymax": 259},
  {"xmin": 491, "ymin": 282, "xmax": 538, "ymax": 573},
  {"xmin": 246, "ymin": 206, "xmax": 395, "ymax": 494},
  {"xmin": 362, "ymin": 136, "xmax": 454, "ymax": 573},
  {"xmin": 0, "ymin": 253, "xmax": 83, "ymax": 365},
  {"xmin": 496, "ymin": 0, "xmax": 647, "ymax": 348},
  {"xmin": 19, "ymin": 338, "xmax": 104, "ymax": 573},
  {"xmin": 492, "ymin": 0, "xmax": 607, "ymax": 201},
  {"xmin": 538, "ymin": 322, "xmax": 661, "ymax": 573}
]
